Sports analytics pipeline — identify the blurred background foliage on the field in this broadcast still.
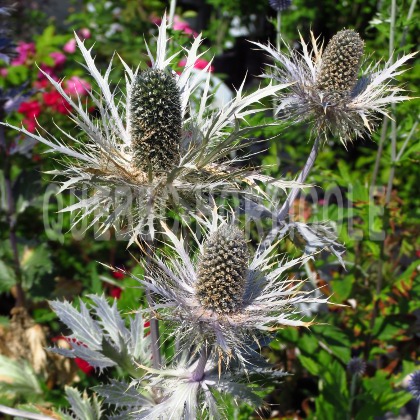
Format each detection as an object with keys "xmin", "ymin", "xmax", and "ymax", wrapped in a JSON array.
[{"xmin": 0, "ymin": 0, "xmax": 419, "ymax": 418}]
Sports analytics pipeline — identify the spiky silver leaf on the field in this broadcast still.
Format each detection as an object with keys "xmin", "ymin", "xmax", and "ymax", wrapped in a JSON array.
[
  {"xmin": 49, "ymin": 295, "xmax": 152, "ymax": 375},
  {"xmin": 62, "ymin": 387, "xmax": 103, "ymax": 420}
]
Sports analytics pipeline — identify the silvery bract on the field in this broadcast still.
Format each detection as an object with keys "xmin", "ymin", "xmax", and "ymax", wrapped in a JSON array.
[
  {"xmin": 130, "ymin": 209, "xmax": 329, "ymax": 366},
  {"xmin": 253, "ymin": 29, "xmax": 416, "ymax": 146},
  {"xmin": 2, "ymin": 15, "xmax": 292, "ymax": 244}
]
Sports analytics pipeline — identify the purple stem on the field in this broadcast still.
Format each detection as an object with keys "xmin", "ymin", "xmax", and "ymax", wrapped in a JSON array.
[
  {"xmin": 261, "ymin": 136, "xmax": 320, "ymax": 251},
  {"xmin": 191, "ymin": 346, "xmax": 209, "ymax": 382}
]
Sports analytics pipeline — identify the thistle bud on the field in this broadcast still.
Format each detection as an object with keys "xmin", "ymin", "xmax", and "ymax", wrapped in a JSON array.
[
  {"xmin": 196, "ymin": 225, "xmax": 249, "ymax": 314},
  {"xmin": 347, "ymin": 357, "xmax": 366, "ymax": 377},
  {"xmin": 269, "ymin": 0, "xmax": 292, "ymax": 12},
  {"xmin": 316, "ymin": 29, "xmax": 364, "ymax": 102},
  {"xmin": 129, "ymin": 69, "xmax": 181, "ymax": 172},
  {"xmin": 408, "ymin": 370, "xmax": 420, "ymax": 401}
]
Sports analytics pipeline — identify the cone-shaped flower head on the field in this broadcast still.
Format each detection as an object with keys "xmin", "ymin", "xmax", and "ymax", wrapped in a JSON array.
[
  {"xmin": 196, "ymin": 225, "xmax": 249, "ymax": 314},
  {"xmin": 2, "ymin": 15, "xmax": 292, "ymax": 244},
  {"xmin": 253, "ymin": 29, "xmax": 416, "ymax": 146},
  {"xmin": 129, "ymin": 209, "xmax": 329, "ymax": 366},
  {"xmin": 316, "ymin": 30, "xmax": 364, "ymax": 103},
  {"xmin": 129, "ymin": 69, "xmax": 182, "ymax": 172}
]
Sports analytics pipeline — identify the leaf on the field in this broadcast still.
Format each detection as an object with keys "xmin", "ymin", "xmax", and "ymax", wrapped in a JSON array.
[
  {"xmin": 93, "ymin": 379, "xmax": 153, "ymax": 408},
  {"xmin": 64, "ymin": 387, "xmax": 103, "ymax": 420},
  {"xmin": 0, "ymin": 258, "xmax": 17, "ymax": 291},
  {"xmin": 12, "ymin": 170, "xmax": 42, "ymax": 215},
  {"xmin": 0, "ymin": 355, "xmax": 42, "ymax": 398},
  {"xmin": 20, "ymin": 244, "xmax": 53, "ymax": 289}
]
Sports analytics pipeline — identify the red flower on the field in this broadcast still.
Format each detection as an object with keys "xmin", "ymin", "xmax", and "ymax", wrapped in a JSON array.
[
  {"xmin": 18, "ymin": 100, "xmax": 41, "ymax": 119},
  {"xmin": 43, "ymin": 91, "xmax": 70, "ymax": 115},
  {"xmin": 108, "ymin": 270, "xmax": 125, "ymax": 299},
  {"xmin": 51, "ymin": 336, "xmax": 94, "ymax": 375}
]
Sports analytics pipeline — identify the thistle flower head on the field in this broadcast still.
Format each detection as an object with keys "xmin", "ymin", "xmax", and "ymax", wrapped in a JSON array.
[
  {"xmin": 347, "ymin": 357, "xmax": 366, "ymax": 376},
  {"xmin": 129, "ymin": 68, "xmax": 182, "ymax": 172},
  {"xmin": 269, "ymin": 0, "xmax": 292, "ymax": 12},
  {"xmin": 196, "ymin": 224, "xmax": 249, "ymax": 314},
  {"xmin": 316, "ymin": 30, "xmax": 364, "ymax": 102},
  {"xmin": 408, "ymin": 370, "xmax": 420, "ymax": 401},
  {"xmin": 2, "ymin": 14, "xmax": 293, "ymax": 244},
  {"xmin": 253, "ymin": 29, "xmax": 416, "ymax": 146},
  {"xmin": 131, "ymin": 209, "xmax": 329, "ymax": 366}
]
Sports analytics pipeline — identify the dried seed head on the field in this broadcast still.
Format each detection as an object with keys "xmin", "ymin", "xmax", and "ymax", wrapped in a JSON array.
[
  {"xmin": 129, "ymin": 69, "xmax": 181, "ymax": 172},
  {"xmin": 196, "ymin": 225, "xmax": 249, "ymax": 315},
  {"xmin": 316, "ymin": 29, "xmax": 364, "ymax": 102}
]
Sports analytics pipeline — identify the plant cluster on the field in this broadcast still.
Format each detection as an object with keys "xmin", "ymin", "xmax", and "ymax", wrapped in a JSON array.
[{"xmin": 0, "ymin": 0, "xmax": 418, "ymax": 419}]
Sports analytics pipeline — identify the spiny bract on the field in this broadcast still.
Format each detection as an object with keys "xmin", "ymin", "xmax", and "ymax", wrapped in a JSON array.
[{"xmin": 196, "ymin": 225, "xmax": 249, "ymax": 314}]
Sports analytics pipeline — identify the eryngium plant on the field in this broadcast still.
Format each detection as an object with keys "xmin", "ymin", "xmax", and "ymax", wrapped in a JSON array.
[
  {"xmin": 46, "ymin": 295, "xmax": 286, "ymax": 419},
  {"xmin": 128, "ymin": 210, "xmax": 328, "ymax": 366},
  {"xmin": 253, "ymin": 29, "xmax": 416, "ymax": 146},
  {"xmin": 2, "ymin": 15, "xmax": 291, "ymax": 244}
]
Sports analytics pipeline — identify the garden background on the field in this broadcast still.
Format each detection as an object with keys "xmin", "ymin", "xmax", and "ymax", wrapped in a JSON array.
[{"xmin": 0, "ymin": 0, "xmax": 419, "ymax": 418}]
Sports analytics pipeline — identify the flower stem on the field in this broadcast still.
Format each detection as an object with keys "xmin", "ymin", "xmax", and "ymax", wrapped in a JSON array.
[
  {"xmin": 276, "ymin": 10, "xmax": 282, "ymax": 51},
  {"xmin": 192, "ymin": 346, "xmax": 209, "ymax": 382},
  {"xmin": 260, "ymin": 136, "xmax": 320, "ymax": 252},
  {"xmin": 347, "ymin": 374, "xmax": 358, "ymax": 420},
  {"xmin": 145, "ymin": 236, "xmax": 162, "ymax": 369},
  {"xmin": 168, "ymin": 0, "xmax": 177, "ymax": 29},
  {"xmin": 366, "ymin": 0, "xmax": 397, "ymax": 359},
  {"xmin": 0, "ymin": 116, "xmax": 25, "ymax": 308}
]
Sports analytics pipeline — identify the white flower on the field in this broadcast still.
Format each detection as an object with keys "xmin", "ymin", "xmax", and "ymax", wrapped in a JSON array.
[
  {"xmin": 129, "ymin": 208, "xmax": 329, "ymax": 366},
  {"xmin": 253, "ymin": 29, "xmax": 416, "ymax": 146},
  {"xmin": 3, "ymin": 15, "xmax": 292, "ymax": 245}
]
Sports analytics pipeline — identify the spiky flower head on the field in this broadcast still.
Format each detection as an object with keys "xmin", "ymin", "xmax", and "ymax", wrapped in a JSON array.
[
  {"xmin": 253, "ymin": 29, "xmax": 416, "ymax": 146},
  {"xmin": 129, "ymin": 69, "xmax": 181, "ymax": 172},
  {"xmin": 408, "ymin": 370, "xmax": 420, "ymax": 401},
  {"xmin": 2, "ymin": 14, "xmax": 292, "ymax": 244},
  {"xmin": 269, "ymin": 0, "xmax": 292, "ymax": 12},
  {"xmin": 196, "ymin": 224, "xmax": 249, "ymax": 314},
  {"xmin": 316, "ymin": 30, "xmax": 364, "ymax": 103},
  {"xmin": 128, "ymin": 209, "xmax": 329, "ymax": 366},
  {"xmin": 347, "ymin": 357, "xmax": 366, "ymax": 377}
]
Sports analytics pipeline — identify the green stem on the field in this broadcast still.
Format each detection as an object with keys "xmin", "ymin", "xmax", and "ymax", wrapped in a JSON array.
[{"xmin": 366, "ymin": 0, "xmax": 397, "ymax": 359}]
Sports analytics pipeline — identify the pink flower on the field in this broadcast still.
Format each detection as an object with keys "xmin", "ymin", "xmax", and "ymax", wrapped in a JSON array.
[
  {"xmin": 11, "ymin": 42, "xmax": 35, "ymax": 66},
  {"xmin": 173, "ymin": 16, "xmax": 197, "ymax": 36},
  {"xmin": 22, "ymin": 118, "xmax": 37, "ymax": 133},
  {"xmin": 79, "ymin": 28, "xmax": 91, "ymax": 39},
  {"xmin": 63, "ymin": 38, "xmax": 76, "ymax": 54},
  {"xmin": 64, "ymin": 76, "xmax": 91, "ymax": 96},
  {"xmin": 178, "ymin": 58, "xmax": 214, "ymax": 72},
  {"xmin": 0, "ymin": 68, "xmax": 7, "ymax": 77},
  {"xmin": 50, "ymin": 51, "xmax": 66, "ymax": 68}
]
